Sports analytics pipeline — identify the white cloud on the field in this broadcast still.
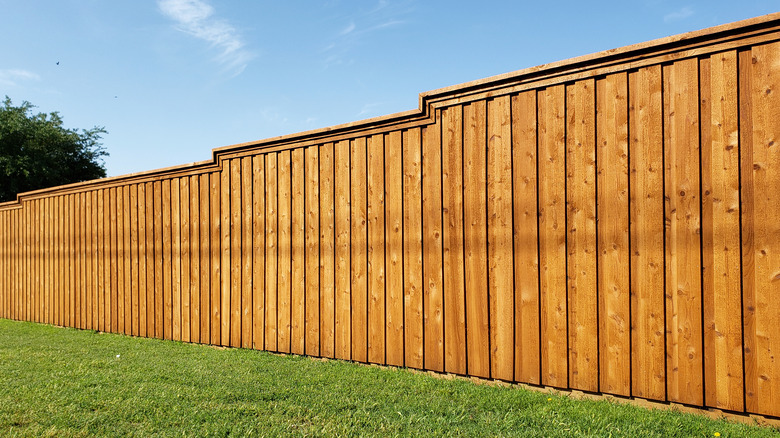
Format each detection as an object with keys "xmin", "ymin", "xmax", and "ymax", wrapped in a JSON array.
[
  {"xmin": 340, "ymin": 22, "xmax": 356, "ymax": 35},
  {"xmin": 158, "ymin": 0, "xmax": 254, "ymax": 76},
  {"xmin": 0, "ymin": 69, "xmax": 40, "ymax": 87},
  {"xmin": 664, "ymin": 6, "xmax": 694, "ymax": 23}
]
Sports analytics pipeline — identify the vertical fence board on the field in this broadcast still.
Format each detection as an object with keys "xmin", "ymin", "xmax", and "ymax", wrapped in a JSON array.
[
  {"xmin": 335, "ymin": 139, "xmax": 352, "ymax": 361},
  {"xmin": 291, "ymin": 149, "xmax": 306, "ymax": 355},
  {"xmin": 252, "ymin": 157, "xmax": 265, "ymax": 349},
  {"xmin": 200, "ymin": 173, "xmax": 211, "ymax": 343},
  {"xmin": 210, "ymin": 173, "xmax": 221, "ymax": 345},
  {"xmin": 442, "ymin": 105, "xmax": 467, "ymax": 375},
  {"xmin": 304, "ymin": 147, "xmax": 319, "ymax": 356},
  {"xmin": 188, "ymin": 176, "xmax": 199, "ymax": 343},
  {"xmin": 403, "ymin": 127, "xmax": 424, "ymax": 370},
  {"xmin": 596, "ymin": 72, "xmax": 631, "ymax": 396},
  {"xmin": 242, "ymin": 157, "xmax": 254, "ymax": 350},
  {"xmin": 386, "ymin": 131, "xmax": 405, "ymax": 367},
  {"xmin": 320, "ymin": 143, "xmax": 336, "ymax": 358},
  {"xmin": 180, "ymin": 177, "xmax": 191, "ymax": 343},
  {"xmin": 230, "ymin": 159, "xmax": 242, "ymax": 348},
  {"xmin": 172, "ymin": 178, "xmax": 182, "ymax": 341},
  {"xmin": 265, "ymin": 154, "xmax": 278, "ymax": 351},
  {"xmin": 351, "ymin": 138, "xmax": 368, "ymax": 363},
  {"xmin": 663, "ymin": 58, "xmax": 703, "ymax": 406},
  {"xmin": 278, "ymin": 151, "xmax": 292, "ymax": 353},
  {"xmin": 367, "ymin": 134, "xmax": 385, "ymax": 364},
  {"xmin": 163, "ymin": 179, "xmax": 173, "ymax": 341}
]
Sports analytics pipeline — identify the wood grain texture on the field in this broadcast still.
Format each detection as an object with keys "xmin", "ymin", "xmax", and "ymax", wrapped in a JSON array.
[
  {"xmin": 596, "ymin": 72, "xmax": 631, "ymax": 396},
  {"xmin": 252, "ymin": 156, "xmax": 265, "ymax": 349},
  {"xmin": 512, "ymin": 91, "xmax": 541, "ymax": 385},
  {"xmin": 367, "ymin": 134, "xmax": 385, "ymax": 364},
  {"xmin": 334, "ymin": 139, "xmax": 352, "ymax": 361},
  {"xmin": 464, "ymin": 100, "xmax": 490, "ymax": 379},
  {"xmin": 351, "ymin": 137, "xmax": 368, "ymax": 363},
  {"xmin": 442, "ymin": 105, "xmax": 467, "ymax": 375},
  {"xmin": 230, "ymin": 160, "xmax": 243, "ymax": 348},
  {"xmin": 304, "ymin": 147, "xmax": 319, "ymax": 356},
  {"xmin": 487, "ymin": 95, "xmax": 514, "ymax": 382},
  {"xmin": 538, "ymin": 85, "xmax": 568, "ymax": 388},
  {"xmin": 189, "ymin": 175, "xmax": 200, "ymax": 343},
  {"xmin": 265, "ymin": 154, "xmax": 279, "ymax": 351},
  {"xmin": 629, "ymin": 65, "xmax": 666, "ymax": 401},
  {"xmin": 242, "ymin": 157, "xmax": 254, "ymax": 350},
  {"xmin": 172, "ymin": 178, "xmax": 182, "ymax": 342},
  {"xmin": 210, "ymin": 172, "xmax": 221, "ymax": 345},
  {"xmin": 319, "ymin": 143, "xmax": 336, "ymax": 358},
  {"xmin": 291, "ymin": 149, "xmax": 305, "ymax": 355},
  {"xmin": 278, "ymin": 150, "xmax": 293, "ymax": 353},
  {"xmin": 385, "ymin": 130, "xmax": 405, "ymax": 367},
  {"xmin": 403, "ymin": 127, "xmax": 424, "ymax": 370},
  {"xmin": 664, "ymin": 58, "xmax": 703, "ymax": 406}
]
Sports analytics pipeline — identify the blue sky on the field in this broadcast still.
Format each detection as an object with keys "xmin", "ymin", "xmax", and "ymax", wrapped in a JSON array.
[{"xmin": 1, "ymin": 1, "xmax": 777, "ymax": 178}]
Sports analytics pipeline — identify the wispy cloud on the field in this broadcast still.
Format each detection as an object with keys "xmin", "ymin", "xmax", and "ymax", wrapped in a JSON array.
[
  {"xmin": 664, "ymin": 6, "xmax": 694, "ymax": 23},
  {"xmin": 0, "ymin": 69, "xmax": 40, "ymax": 87},
  {"xmin": 158, "ymin": 0, "xmax": 254, "ymax": 76}
]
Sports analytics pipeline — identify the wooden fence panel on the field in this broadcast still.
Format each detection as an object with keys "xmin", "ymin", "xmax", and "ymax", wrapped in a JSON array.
[{"xmin": 1, "ymin": 14, "xmax": 779, "ymax": 419}]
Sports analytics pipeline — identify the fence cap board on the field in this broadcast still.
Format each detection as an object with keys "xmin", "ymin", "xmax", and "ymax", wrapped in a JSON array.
[{"xmin": 1, "ymin": 11, "xmax": 780, "ymax": 209}]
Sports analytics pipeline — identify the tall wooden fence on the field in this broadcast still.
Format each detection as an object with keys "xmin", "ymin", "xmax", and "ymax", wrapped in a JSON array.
[{"xmin": 1, "ymin": 13, "xmax": 779, "ymax": 418}]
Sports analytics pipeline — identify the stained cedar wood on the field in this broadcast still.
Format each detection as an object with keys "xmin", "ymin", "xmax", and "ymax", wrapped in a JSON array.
[
  {"xmin": 242, "ymin": 157, "xmax": 253, "ymax": 350},
  {"xmin": 464, "ymin": 100, "xmax": 490, "ymax": 379},
  {"xmin": 565, "ymin": 79, "xmax": 598, "ymax": 392},
  {"xmin": 210, "ymin": 173, "xmax": 221, "ymax": 345},
  {"xmin": 442, "ymin": 105, "xmax": 467, "ymax": 375},
  {"xmin": 596, "ymin": 72, "xmax": 631, "ymax": 396},
  {"xmin": 146, "ymin": 183, "xmax": 156, "ymax": 338},
  {"xmin": 130, "ymin": 185, "xmax": 139, "ymax": 336},
  {"xmin": 86, "ymin": 191, "xmax": 93, "ymax": 330},
  {"xmin": 487, "ymin": 96, "xmax": 515, "ymax": 382},
  {"xmin": 123, "ymin": 187, "xmax": 132, "ymax": 335},
  {"xmin": 512, "ymin": 91, "xmax": 541, "ymax": 385},
  {"xmin": 116, "ymin": 187, "xmax": 124, "ymax": 334},
  {"xmin": 97, "ymin": 190, "xmax": 104, "ymax": 331},
  {"xmin": 189, "ymin": 175, "xmax": 200, "ymax": 343},
  {"xmin": 744, "ymin": 41, "xmax": 780, "ymax": 417},
  {"xmin": 180, "ymin": 176, "xmax": 191, "ymax": 343},
  {"xmin": 740, "ymin": 47, "xmax": 757, "ymax": 416},
  {"xmin": 252, "ymin": 156, "xmax": 265, "ymax": 350},
  {"xmin": 172, "ymin": 178, "xmax": 182, "ymax": 341},
  {"xmin": 334, "ymin": 139, "xmax": 352, "ymax": 360},
  {"xmin": 385, "ymin": 130, "xmax": 405, "ymax": 367},
  {"xmin": 137, "ymin": 184, "xmax": 147, "ymax": 337},
  {"xmin": 422, "ymin": 112, "xmax": 444, "ymax": 372},
  {"xmin": 701, "ymin": 51, "xmax": 744, "ymax": 412},
  {"xmin": 664, "ymin": 58, "xmax": 703, "ymax": 406},
  {"xmin": 228, "ymin": 160, "xmax": 241, "ymax": 347},
  {"xmin": 629, "ymin": 65, "xmax": 666, "ymax": 401},
  {"xmin": 304, "ymin": 146, "xmax": 319, "ymax": 356},
  {"xmin": 110, "ymin": 189, "xmax": 118, "ymax": 332},
  {"xmin": 367, "ymin": 134, "xmax": 385, "ymax": 364},
  {"xmin": 154, "ymin": 181, "xmax": 164, "ymax": 339},
  {"xmin": 106, "ymin": 190, "xmax": 113, "ymax": 331},
  {"xmin": 219, "ymin": 165, "xmax": 231, "ymax": 346},
  {"xmin": 200, "ymin": 173, "xmax": 211, "ymax": 344},
  {"xmin": 265, "ymin": 154, "xmax": 278, "ymax": 351},
  {"xmin": 351, "ymin": 137, "xmax": 368, "ymax": 363},
  {"xmin": 538, "ymin": 85, "xmax": 568, "ymax": 388},
  {"xmin": 70, "ymin": 195, "xmax": 77, "ymax": 328},
  {"xmin": 319, "ymin": 143, "xmax": 336, "ymax": 358},
  {"xmin": 230, "ymin": 159, "xmax": 242, "ymax": 348},
  {"xmin": 277, "ymin": 150, "xmax": 292, "ymax": 354},
  {"xmin": 403, "ymin": 127, "xmax": 424, "ymax": 370},
  {"xmin": 163, "ymin": 179, "xmax": 173, "ymax": 341},
  {"xmin": 291, "ymin": 149, "xmax": 305, "ymax": 355}
]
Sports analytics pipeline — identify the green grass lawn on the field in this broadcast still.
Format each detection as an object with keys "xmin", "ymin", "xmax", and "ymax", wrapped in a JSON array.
[{"xmin": 0, "ymin": 319, "xmax": 776, "ymax": 437}]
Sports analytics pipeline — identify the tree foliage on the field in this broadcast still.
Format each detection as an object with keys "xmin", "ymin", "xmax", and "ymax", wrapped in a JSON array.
[{"xmin": 0, "ymin": 96, "xmax": 108, "ymax": 202}]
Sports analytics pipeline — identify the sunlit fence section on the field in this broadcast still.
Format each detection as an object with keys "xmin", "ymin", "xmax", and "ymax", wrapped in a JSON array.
[{"xmin": 1, "ymin": 12, "xmax": 779, "ymax": 419}]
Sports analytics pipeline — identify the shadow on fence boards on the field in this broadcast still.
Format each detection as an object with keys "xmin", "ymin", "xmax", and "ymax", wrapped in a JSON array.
[{"xmin": 1, "ymin": 12, "xmax": 779, "ymax": 419}]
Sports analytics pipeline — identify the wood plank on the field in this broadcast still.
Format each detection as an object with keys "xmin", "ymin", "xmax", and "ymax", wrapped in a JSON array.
[
  {"xmin": 69, "ymin": 195, "xmax": 77, "ymax": 328},
  {"xmin": 116, "ymin": 187, "xmax": 125, "ymax": 334},
  {"xmin": 441, "ymin": 105, "xmax": 467, "ymax": 375},
  {"xmin": 422, "ymin": 112, "xmax": 444, "ymax": 372},
  {"xmin": 265, "ymin": 154, "xmax": 279, "ymax": 351},
  {"xmin": 138, "ymin": 184, "xmax": 148, "ymax": 337},
  {"xmin": 304, "ymin": 147, "xmax": 319, "ymax": 356},
  {"xmin": 487, "ymin": 95, "xmax": 515, "ymax": 382},
  {"xmin": 153, "ymin": 181, "xmax": 164, "ymax": 339},
  {"xmin": 220, "ymin": 163, "xmax": 232, "ymax": 346},
  {"xmin": 319, "ymin": 143, "xmax": 336, "ymax": 358},
  {"xmin": 538, "ymin": 85, "xmax": 568, "ymax": 388},
  {"xmin": 123, "ymin": 186, "xmax": 132, "ymax": 336},
  {"xmin": 189, "ymin": 175, "xmax": 200, "ymax": 343},
  {"xmin": 629, "ymin": 65, "xmax": 666, "ymax": 401},
  {"xmin": 367, "ymin": 134, "xmax": 385, "ymax": 364},
  {"xmin": 512, "ymin": 91, "xmax": 541, "ymax": 385},
  {"xmin": 242, "ymin": 157, "xmax": 254, "ymax": 349},
  {"xmin": 663, "ymin": 58, "xmax": 703, "ymax": 406},
  {"xmin": 171, "ymin": 178, "xmax": 182, "ymax": 341},
  {"xmin": 97, "ymin": 189, "xmax": 105, "ymax": 331},
  {"xmin": 334, "ymin": 139, "xmax": 352, "ymax": 361},
  {"xmin": 180, "ymin": 176, "xmax": 191, "ymax": 343},
  {"xmin": 278, "ymin": 150, "xmax": 292, "ymax": 353},
  {"xmin": 743, "ymin": 41, "xmax": 780, "ymax": 417},
  {"xmin": 596, "ymin": 72, "xmax": 631, "ymax": 396},
  {"xmin": 130, "ymin": 184, "xmax": 140, "ymax": 337},
  {"xmin": 403, "ymin": 127, "xmax": 424, "ymax": 370},
  {"xmin": 464, "ymin": 100, "xmax": 490, "ymax": 379},
  {"xmin": 565, "ymin": 79, "xmax": 598, "ymax": 391},
  {"xmin": 252, "ymin": 157, "xmax": 265, "ymax": 350},
  {"xmin": 162, "ymin": 179, "xmax": 173, "ymax": 340},
  {"xmin": 350, "ymin": 137, "xmax": 368, "ymax": 363},
  {"xmin": 109, "ymin": 188, "xmax": 118, "ymax": 332},
  {"xmin": 210, "ymin": 173, "xmax": 221, "ymax": 345},
  {"xmin": 700, "ymin": 51, "xmax": 743, "ymax": 412},
  {"xmin": 200, "ymin": 173, "xmax": 211, "ymax": 344},
  {"xmin": 291, "ymin": 149, "xmax": 306, "ymax": 355},
  {"xmin": 230, "ymin": 158, "xmax": 242, "ymax": 348},
  {"xmin": 385, "ymin": 130, "xmax": 404, "ymax": 367},
  {"xmin": 146, "ymin": 183, "xmax": 157, "ymax": 338}
]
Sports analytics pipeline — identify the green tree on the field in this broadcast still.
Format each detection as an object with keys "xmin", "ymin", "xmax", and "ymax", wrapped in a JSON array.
[{"xmin": 0, "ymin": 96, "xmax": 108, "ymax": 202}]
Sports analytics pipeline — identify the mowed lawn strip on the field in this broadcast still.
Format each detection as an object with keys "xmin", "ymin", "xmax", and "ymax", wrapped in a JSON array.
[{"xmin": 0, "ymin": 319, "xmax": 776, "ymax": 437}]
